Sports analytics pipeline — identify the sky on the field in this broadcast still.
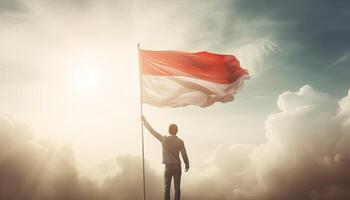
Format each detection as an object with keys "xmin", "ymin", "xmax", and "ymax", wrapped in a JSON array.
[{"xmin": 1, "ymin": 0, "xmax": 350, "ymax": 199}]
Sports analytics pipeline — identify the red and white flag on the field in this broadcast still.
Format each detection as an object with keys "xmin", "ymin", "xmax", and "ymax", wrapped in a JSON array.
[{"xmin": 139, "ymin": 49, "xmax": 250, "ymax": 107}]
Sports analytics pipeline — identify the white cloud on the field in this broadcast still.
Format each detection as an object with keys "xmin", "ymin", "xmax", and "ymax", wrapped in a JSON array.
[
  {"xmin": 233, "ymin": 39, "xmax": 280, "ymax": 76},
  {"xmin": 183, "ymin": 85, "xmax": 350, "ymax": 200},
  {"xmin": 1, "ymin": 85, "xmax": 350, "ymax": 199}
]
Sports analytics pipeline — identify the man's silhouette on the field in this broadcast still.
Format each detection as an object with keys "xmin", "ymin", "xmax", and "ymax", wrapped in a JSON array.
[{"xmin": 142, "ymin": 116, "xmax": 189, "ymax": 200}]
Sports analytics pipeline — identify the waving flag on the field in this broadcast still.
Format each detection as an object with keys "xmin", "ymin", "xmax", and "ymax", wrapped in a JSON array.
[{"xmin": 139, "ymin": 49, "xmax": 250, "ymax": 107}]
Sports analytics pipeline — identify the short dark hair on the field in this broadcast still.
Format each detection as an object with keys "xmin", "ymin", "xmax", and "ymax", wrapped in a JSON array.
[{"xmin": 169, "ymin": 124, "xmax": 178, "ymax": 135}]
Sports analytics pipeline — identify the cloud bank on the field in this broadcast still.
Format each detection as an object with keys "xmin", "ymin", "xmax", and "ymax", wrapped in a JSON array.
[
  {"xmin": 1, "ymin": 85, "xmax": 350, "ymax": 200},
  {"xmin": 184, "ymin": 86, "xmax": 350, "ymax": 200},
  {"xmin": 0, "ymin": 115, "xmax": 162, "ymax": 200}
]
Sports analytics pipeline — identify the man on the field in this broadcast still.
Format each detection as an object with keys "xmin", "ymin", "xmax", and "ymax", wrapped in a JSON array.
[{"xmin": 142, "ymin": 115, "xmax": 189, "ymax": 200}]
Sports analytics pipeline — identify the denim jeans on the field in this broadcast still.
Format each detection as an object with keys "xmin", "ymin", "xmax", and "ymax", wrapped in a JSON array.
[{"xmin": 164, "ymin": 164, "xmax": 182, "ymax": 200}]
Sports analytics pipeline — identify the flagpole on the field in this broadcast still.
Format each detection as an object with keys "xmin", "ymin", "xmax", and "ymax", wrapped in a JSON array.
[{"xmin": 137, "ymin": 43, "xmax": 146, "ymax": 200}]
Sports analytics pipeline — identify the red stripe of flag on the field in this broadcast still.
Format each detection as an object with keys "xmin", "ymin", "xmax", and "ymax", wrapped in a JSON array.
[{"xmin": 140, "ymin": 50, "xmax": 249, "ymax": 84}]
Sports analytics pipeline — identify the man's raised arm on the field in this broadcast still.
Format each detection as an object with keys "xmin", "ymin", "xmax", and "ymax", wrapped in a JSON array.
[{"xmin": 142, "ymin": 115, "xmax": 163, "ymax": 142}]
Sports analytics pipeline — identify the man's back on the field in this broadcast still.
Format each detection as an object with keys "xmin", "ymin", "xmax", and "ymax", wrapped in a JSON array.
[{"xmin": 161, "ymin": 135, "xmax": 188, "ymax": 166}]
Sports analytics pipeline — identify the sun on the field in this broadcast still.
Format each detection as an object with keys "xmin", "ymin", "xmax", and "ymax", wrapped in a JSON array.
[{"xmin": 70, "ymin": 66, "xmax": 100, "ymax": 95}]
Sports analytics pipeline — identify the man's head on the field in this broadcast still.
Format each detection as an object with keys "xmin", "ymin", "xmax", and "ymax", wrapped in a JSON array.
[{"xmin": 168, "ymin": 124, "xmax": 178, "ymax": 135}]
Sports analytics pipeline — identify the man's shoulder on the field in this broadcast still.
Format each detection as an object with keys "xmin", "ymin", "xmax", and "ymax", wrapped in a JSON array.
[
  {"xmin": 176, "ymin": 137, "xmax": 184, "ymax": 144},
  {"xmin": 164, "ymin": 135, "xmax": 184, "ymax": 142}
]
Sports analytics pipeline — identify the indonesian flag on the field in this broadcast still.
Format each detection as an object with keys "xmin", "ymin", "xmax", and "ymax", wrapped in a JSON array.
[{"xmin": 140, "ymin": 49, "xmax": 250, "ymax": 107}]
